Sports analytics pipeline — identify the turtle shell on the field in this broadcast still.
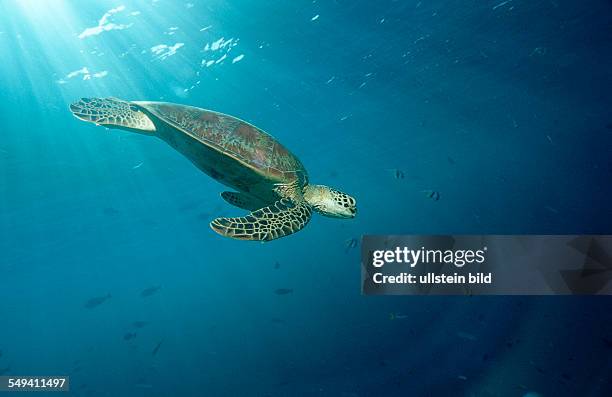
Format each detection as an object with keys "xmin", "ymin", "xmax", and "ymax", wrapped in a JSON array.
[{"xmin": 135, "ymin": 102, "xmax": 307, "ymax": 187}]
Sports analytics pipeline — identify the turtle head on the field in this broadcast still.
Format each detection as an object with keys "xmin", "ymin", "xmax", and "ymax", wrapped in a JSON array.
[{"xmin": 303, "ymin": 185, "xmax": 357, "ymax": 219}]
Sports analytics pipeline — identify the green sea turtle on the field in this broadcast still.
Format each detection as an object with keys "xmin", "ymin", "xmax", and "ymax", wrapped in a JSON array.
[{"xmin": 69, "ymin": 97, "xmax": 356, "ymax": 241}]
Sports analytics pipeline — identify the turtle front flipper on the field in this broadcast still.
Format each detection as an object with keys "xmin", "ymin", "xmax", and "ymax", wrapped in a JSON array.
[
  {"xmin": 69, "ymin": 97, "xmax": 156, "ymax": 133},
  {"xmin": 221, "ymin": 191, "xmax": 269, "ymax": 211},
  {"xmin": 210, "ymin": 199, "xmax": 312, "ymax": 241}
]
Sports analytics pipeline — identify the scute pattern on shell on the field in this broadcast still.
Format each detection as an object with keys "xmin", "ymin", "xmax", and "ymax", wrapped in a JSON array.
[{"xmin": 142, "ymin": 102, "xmax": 305, "ymax": 179}]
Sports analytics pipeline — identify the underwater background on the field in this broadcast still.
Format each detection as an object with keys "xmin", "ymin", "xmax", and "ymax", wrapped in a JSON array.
[{"xmin": 0, "ymin": 0, "xmax": 611, "ymax": 396}]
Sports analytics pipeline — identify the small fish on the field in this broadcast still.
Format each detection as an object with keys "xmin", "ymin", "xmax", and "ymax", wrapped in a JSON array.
[
  {"xmin": 273, "ymin": 262, "xmax": 280, "ymax": 270},
  {"xmin": 152, "ymin": 340, "xmax": 163, "ymax": 356},
  {"xmin": 132, "ymin": 321, "xmax": 149, "ymax": 329},
  {"xmin": 389, "ymin": 313, "xmax": 408, "ymax": 320},
  {"xmin": 84, "ymin": 293, "xmax": 111, "ymax": 309},
  {"xmin": 0, "ymin": 366, "xmax": 10, "ymax": 376},
  {"xmin": 141, "ymin": 285, "xmax": 161, "ymax": 297},
  {"xmin": 530, "ymin": 47, "xmax": 547, "ymax": 57},
  {"xmin": 422, "ymin": 190, "xmax": 440, "ymax": 201},
  {"xmin": 274, "ymin": 288, "xmax": 293, "ymax": 295},
  {"xmin": 544, "ymin": 205, "xmax": 559, "ymax": 214},
  {"xmin": 457, "ymin": 375, "xmax": 467, "ymax": 381},
  {"xmin": 345, "ymin": 238, "xmax": 358, "ymax": 252},
  {"xmin": 386, "ymin": 168, "xmax": 405, "ymax": 179},
  {"xmin": 132, "ymin": 162, "xmax": 144, "ymax": 169},
  {"xmin": 123, "ymin": 332, "xmax": 137, "ymax": 341},
  {"xmin": 447, "ymin": 156, "xmax": 456, "ymax": 165}
]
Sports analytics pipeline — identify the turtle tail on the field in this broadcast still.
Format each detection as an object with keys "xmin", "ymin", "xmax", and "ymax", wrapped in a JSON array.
[{"xmin": 69, "ymin": 97, "xmax": 156, "ymax": 133}]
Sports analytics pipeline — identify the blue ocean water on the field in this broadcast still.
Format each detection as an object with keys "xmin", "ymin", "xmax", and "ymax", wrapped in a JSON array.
[{"xmin": 0, "ymin": 0, "xmax": 611, "ymax": 396}]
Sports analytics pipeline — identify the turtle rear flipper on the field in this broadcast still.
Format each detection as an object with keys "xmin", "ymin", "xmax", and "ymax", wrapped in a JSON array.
[
  {"xmin": 69, "ymin": 97, "xmax": 156, "ymax": 133},
  {"xmin": 221, "ymin": 191, "xmax": 269, "ymax": 211},
  {"xmin": 210, "ymin": 199, "xmax": 312, "ymax": 241}
]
